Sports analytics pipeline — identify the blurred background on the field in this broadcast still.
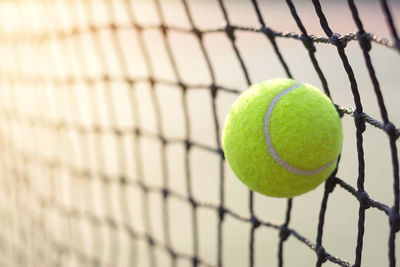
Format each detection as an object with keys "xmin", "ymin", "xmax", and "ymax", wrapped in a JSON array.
[{"xmin": 0, "ymin": 0, "xmax": 399, "ymax": 266}]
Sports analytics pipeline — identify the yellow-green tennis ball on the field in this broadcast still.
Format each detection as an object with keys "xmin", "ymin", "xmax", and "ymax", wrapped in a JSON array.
[{"xmin": 222, "ymin": 78, "xmax": 343, "ymax": 198}]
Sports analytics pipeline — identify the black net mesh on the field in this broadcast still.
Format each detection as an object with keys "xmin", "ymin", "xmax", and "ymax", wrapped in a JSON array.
[{"xmin": 0, "ymin": 0, "xmax": 399, "ymax": 267}]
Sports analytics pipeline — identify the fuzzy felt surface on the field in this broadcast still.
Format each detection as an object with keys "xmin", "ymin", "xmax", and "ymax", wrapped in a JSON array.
[{"xmin": 222, "ymin": 78, "xmax": 343, "ymax": 198}]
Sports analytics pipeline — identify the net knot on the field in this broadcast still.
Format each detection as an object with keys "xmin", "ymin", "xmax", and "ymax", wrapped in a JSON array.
[
  {"xmin": 329, "ymin": 33, "xmax": 347, "ymax": 48},
  {"xmin": 93, "ymin": 125, "xmax": 102, "ymax": 134},
  {"xmin": 56, "ymin": 29, "xmax": 66, "ymax": 39},
  {"xmin": 66, "ymin": 76, "xmax": 75, "ymax": 85},
  {"xmin": 110, "ymin": 23, "xmax": 117, "ymax": 31},
  {"xmin": 70, "ymin": 27, "xmax": 79, "ymax": 37},
  {"xmin": 159, "ymin": 135, "xmax": 167, "ymax": 145},
  {"xmin": 210, "ymin": 83, "xmax": 218, "ymax": 98},
  {"xmin": 89, "ymin": 25, "xmax": 97, "ymax": 32},
  {"xmin": 261, "ymin": 26, "xmax": 274, "ymax": 39},
  {"xmin": 106, "ymin": 217, "xmax": 117, "ymax": 229},
  {"xmin": 389, "ymin": 207, "xmax": 400, "ymax": 233},
  {"xmin": 125, "ymin": 77, "xmax": 135, "ymax": 85},
  {"xmin": 167, "ymin": 248, "xmax": 177, "ymax": 259},
  {"xmin": 134, "ymin": 128, "xmax": 141, "ymax": 136},
  {"xmin": 148, "ymin": 77, "xmax": 155, "ymax": 87},
  {"xmin": 189, "ymin": 197, "xmax": 197, "ymax": 208},
  {"xmin": 133, "ymin": 23, "xmax": 142, "ymax": 32},
  {"xmin": 119, "ymin": 176, "xmax": 127, "ymax": 185},
  {"xmin": 123, "ymin": 223, "xmax": 136, "ymax": 238},
  {"xmin": 69, "ymin": 209, "xmax": 80, "ymax": 220},
  {"xmin": 192, "ymin": 257, "xmax": 199, "ymax": 267},
  {"xmin": 101, "ymin": 175, "xmax": 110, "ymax": 184},
  {"xmin": 279, "ymin": 226, "xmax": 290, "ymax": 241},
  {"xmin": 384, "ymin": 122, "xmax": 398, "ymax": 139},
  {"xmin": 192, "ymin": 28, "xmax": 202, "ymax": 39},
  {"xmin": 357, "ymin": 32, "xmax": 371, "ymax": 51},
  {"xmin": 102, "ymin": 74, "xmax": 110, "ymax": 82},
  {"xmin": 325, "ymin": 176, "xmax": 336, "ymax": 193},
  {"xmin": 219, "ymin": 148, "xmax": 225, "ymax": 159},
  {"xmin": 218, "ymin": 205, "xmax": 226, "ymax": 220},
  {"xmin": 146, "ymin": 235, "xmax": 155, "ymax": 246},
  {"xmin": 353, "ymin": 110, "xmax": 366, "ymax": 133},
  {"xmin": 316, "ymin": 246, "xmax": 327, "ymax": 263},
  {"xmin": 357, "ymin": 191, "xmax": 371, "ymax": 209},
  {"xmin": 114, "ymin": 128, "xmax": 123, "ymax": 137},
  {"xmin": 162, "ymin": 188, "xmax": 169, "ymax": 199},
  {"xmin": 138, "ymin": 181, "xmax": 148, "ymax": 193},
  {"xmin": 92, "ymin": 259, "xmax": 101, "ymax": 267},
  {"xmin": 225, "ymin": 25, "xmax": 236, "ymax": 41},
  {"xmin": 250, "ymin": 216, "xmax": 261, "ymax": 228},
  {"xmin": 299, "ymin": 34, "xmax": 316, "ymax": 53},
  {"xmin": 334, "ymin": 104, "xmax": 345, "ymax": 118},
  {"xmin": 185, "ymin": 140, "xmax": 192, "ymax": 150},
  {"xmin": 178, "ymin": 81, "xmax": 187, "ymax": 92},
  {"xmin": 160, "ymin": 24, "xmax": 168, "ymax": 36},
  {"xmin": 84, "ymin": 76, "xmax": 94, "ymax": 85}
]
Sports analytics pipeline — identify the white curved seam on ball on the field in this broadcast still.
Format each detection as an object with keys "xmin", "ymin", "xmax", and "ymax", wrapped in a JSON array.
[{"xmin": 263, "ymin": 83, "xmax": 336, "ymax": 176}]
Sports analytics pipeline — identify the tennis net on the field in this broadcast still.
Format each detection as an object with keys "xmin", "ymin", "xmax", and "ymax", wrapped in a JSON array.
[{"xmin": 0, "ymin": 0, "xmax": 399, "ymax": 266}]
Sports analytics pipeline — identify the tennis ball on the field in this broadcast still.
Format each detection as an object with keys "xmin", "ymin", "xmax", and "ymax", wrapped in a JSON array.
[{"xmin": 222, "ymin": 78, "xmax": 343, "ymax": 198}]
